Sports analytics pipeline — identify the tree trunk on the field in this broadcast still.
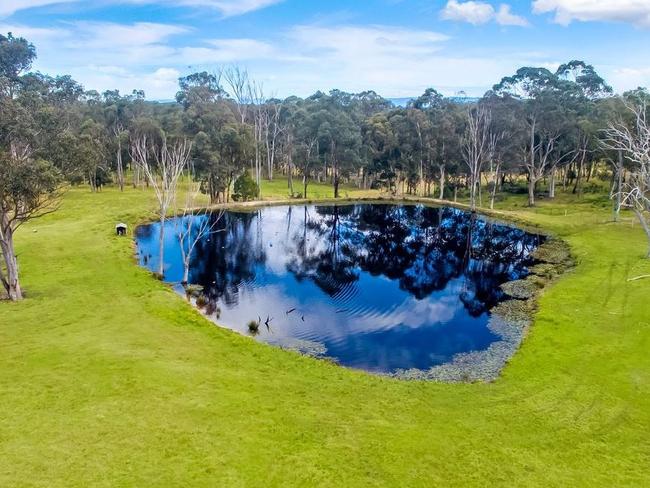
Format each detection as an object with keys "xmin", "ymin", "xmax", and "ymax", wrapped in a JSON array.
[
  {"xmin": 133, "ymin": 163, "xmax": 140, "ymax": 188},
  {"xmin": 573, "ymin": 155, "xmax": 585, "ymax": 195},
  {"xmin": 528, "ymin": 174, "xmax": 536, "ymax": 207},
  {"xmin": 183, "ymin": 259, "xmax": 190, "ymax": 285},
  {"xmin": 632, "ymin": 208, "xmax": 650, "ymax": 258},
  {"xmin": 490, "ymin": 163, "xmax": 500, "ymax": 210},
  {"xmin": 0, "ymin": 223, "xmax": 22, "ymax": 301},
  {"xmin": 548, "ymin": 167, "xmax": 556, "ymax": 199},
  {"xmin": 287, "ymin": 143, "xmax": 294, "ymax": 196},
  {"xmin": 529, "ymin": 118, "xmax": 536, "ymax": 207},
  {"xmin": 158, "ymin": 215, "xmax": 166, "ymax": 277},
  {"xmin": 438, "ymin": 165, "xmax": 445, "ymax": 200},
  {"xmin": 614, "ymin": 150, "xmax": 623, "ymax": 222},
  {"xmin": 116, "ymin": 140, "xmax": 124, "ymax": 192}
]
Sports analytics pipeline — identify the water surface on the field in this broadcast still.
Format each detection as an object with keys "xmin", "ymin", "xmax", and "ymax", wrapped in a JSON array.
[{"xmin": 135, "ymin": 204, "xmax": 542, "ymax": 374}]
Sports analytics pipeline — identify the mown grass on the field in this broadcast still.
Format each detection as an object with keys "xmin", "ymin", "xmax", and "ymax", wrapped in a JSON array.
[{"xmin": 1, "ymin": 182, "xmax": 649, "ymax": 487}]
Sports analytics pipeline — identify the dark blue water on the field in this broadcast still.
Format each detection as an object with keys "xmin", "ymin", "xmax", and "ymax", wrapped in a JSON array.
[{"xmin": 135, "ymin": 204, "xmax": 542, "ymax": 374}]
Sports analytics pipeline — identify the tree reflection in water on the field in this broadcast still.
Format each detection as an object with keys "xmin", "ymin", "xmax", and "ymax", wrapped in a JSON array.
[{"xmin": 135, "ymin": 204, "xmax": 543, "ymax": 374}]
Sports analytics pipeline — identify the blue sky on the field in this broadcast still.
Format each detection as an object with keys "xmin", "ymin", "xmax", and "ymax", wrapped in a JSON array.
[{"xmin": 2, "ymin": 0, "xmax": 650, "ymax": 100}]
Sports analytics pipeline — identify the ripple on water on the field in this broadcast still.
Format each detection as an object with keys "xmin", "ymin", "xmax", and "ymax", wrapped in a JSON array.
[{"xmin": 135, "ymin": 204, "xmax": 544, "ymax": 374}]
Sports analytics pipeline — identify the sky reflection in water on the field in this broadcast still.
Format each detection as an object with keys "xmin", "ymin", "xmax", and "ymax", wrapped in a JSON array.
[{"xmin": 135, "ymin": 204, "xmax": 543, "ymax": 374}]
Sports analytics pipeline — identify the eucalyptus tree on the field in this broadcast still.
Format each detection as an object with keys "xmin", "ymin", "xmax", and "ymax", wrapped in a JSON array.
[
  {"xmin": 493, "ymin": 67, "xmax": 581, "ymax": 205},
  {"xmin": 363, "ymin": 112, "xmax": 397, "ymax": 192},
  {"xmin": 131, "ymin": 134, "xmax": 191, "ymax": 277},
  {"xmin": 600, "ymin": 90, "xmax": 650, "ymax": 219},
  {"xmin": 556, "ymin": 60, "xmax": 613, "ymax": 100},
  {"xmin": 288, "ymin": 99, "xmax": 321, "ymax": 198},
  {"xmin": 462, "ymin": 104, "xmax": 492, "ymax": 210},
  {"xmin": 432, "ymin": 102, "xmax": 464, "ymax": 200},
  {"xmin": 389, "ymin": 110, "xmax": 422, "ymax": 195},
  {"xmin": 103, "ymin": 89, "xmax": 146, "ymax": 191},
  {"xmin": 305, "ymin": 92, "xmax": 363, "ymax": 198},
  {"xmin": 0, "ymin": 32, "xmax": 64, "ymax": 300},
  {"xmin": 177, "ymin": 161, "xmax": 224, "ymax": 285},
  {"xmin": 602, "ymin": 103, "xmax": 650, "ymax": 257},
  {"xmin": 263, "ymin": 98, "xmax": 283, "ymax": 181},
  {"xmin": 480, "ymin": 91, "xmax": 523, "ymax": 208}
]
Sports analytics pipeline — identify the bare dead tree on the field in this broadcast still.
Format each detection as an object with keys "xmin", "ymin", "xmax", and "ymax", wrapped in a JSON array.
[
  {"xmin": 462, "ymin": 105, "xmax": 491, "ymax": 211},
  {"xmin": 525, "ymin": 117, "xmax": 559, "ymax": 207},
  {"xmin": 487, "ymin": 131, "xmax": 505, "ymax": 210},
  {"xmin": 548, "ymin": 145, "xmax": 578, "ymax": 200},
  {"xmin": 602, "ymin": 103, "xmax": 650, "ymax": 257},
  {"xmin": 113, "ymin": 124, "xmax": 127, "ymax": 192},
  {"xmin": 601, "ymin": 118, "xmax": 628, "ymax": 221},
  {"xmin": 264, "ymin": 99, "xmax": 283, "ymax": 181},
  {"xmin": 131, "ymin": 134, "xmax": 191, "ymax": 276},
  {"xmin": 223, "ymin": 66, "xmax": 250, "ymax": 125},
  {"xmin": 248, "ymin": 80, "xmax": 266, "ymax": 197},
  {"xmin": 177, "ymin": 165, "xmax": 224, "ymax": 284}
]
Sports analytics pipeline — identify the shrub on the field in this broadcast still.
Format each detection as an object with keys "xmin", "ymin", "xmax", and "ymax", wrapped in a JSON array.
[
  {"xmin": 247, "ymin": 319, "xmax": 260, "ymax": 335},
  {"xmin": 195, "ymin": 295, "xmax": 208, "ymax": 308},
  {"xmin": 233, "ymin": 171, "xmax": 259, "ymax": 202}
]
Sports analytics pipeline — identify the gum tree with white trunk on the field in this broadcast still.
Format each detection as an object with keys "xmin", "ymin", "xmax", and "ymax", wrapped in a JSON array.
[
  {"xmin": 602, "ymin": 103, "xmax": 650, "ymax": 257},
  {"xmin": 131, "ymin": 135, "xmax": 191, "ymax": 277}
]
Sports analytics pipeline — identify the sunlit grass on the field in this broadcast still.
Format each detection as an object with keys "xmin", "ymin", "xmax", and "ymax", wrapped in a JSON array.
[{"xmin": 1, "ymin": 184, "xmax": 649, "ymax": 486}]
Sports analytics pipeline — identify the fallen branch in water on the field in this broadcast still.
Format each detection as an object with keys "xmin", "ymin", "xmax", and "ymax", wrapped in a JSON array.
[{"xmin": 627, "ymin": 275, "xmax": 650, "ymax": 282}]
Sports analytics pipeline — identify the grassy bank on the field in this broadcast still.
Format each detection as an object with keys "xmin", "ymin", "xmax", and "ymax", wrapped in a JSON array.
[{"xmin": 1, "ymin": 184, "xmax": 649, "ymax": 487}]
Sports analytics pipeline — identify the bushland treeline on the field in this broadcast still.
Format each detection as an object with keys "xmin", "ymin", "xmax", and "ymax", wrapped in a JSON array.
[{"xmin": 2, "ymin": 32, "xmax": 650, "ymax": 300}]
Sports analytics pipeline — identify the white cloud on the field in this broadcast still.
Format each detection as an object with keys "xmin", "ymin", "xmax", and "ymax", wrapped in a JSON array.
[
  {"xmin": 274, "ymin": 24, "xmax": 511, "ymax": 97},
  {"xmin": 441, "ymin": 1, "xmax": 528, "ymax": 26},
  {"xmin": 0, "ymin": 0, "xmax": 66, "ymax": 17},
  {"xmin": 533, "ymin": 0, "xmax": 650, "ymax": 27},
  {"xmin": 0, "ymin": 0, "xmax": 284, "ymax": 18},
  {"xmin": 195, "ymin": 38, "xmax": 276, "ymax": 61},
  {"xmin": 609, "ymin": 67, "xmax": 650, "ymax": 92},
  {"xmin": 0, "ymin": 20, "xmax": 189, "ymax": 98},
  {"xmin": 1, "ymin": 20, "xmax": 548, "ymax": 99},
  {"xmin": 496, "ymin": 4, "xmax": 530, "ymax": 26},
  {"xmin": 177, "ymin": 0, "xmax": 284, "ymax": 17},
  {"xmin": 4, "ymin": 18, "xmax": 643, "ymax": 100},
  {"xmin": 289, "ymin": 25, "xmax": 449, "ymax": 58},
  {"xmin": 74, "ymin": 66, "xmax": 181, "ymax": 99},
  {"xmin": 441, "ymin": 0, "xmax": 495, "ymax": 25}
]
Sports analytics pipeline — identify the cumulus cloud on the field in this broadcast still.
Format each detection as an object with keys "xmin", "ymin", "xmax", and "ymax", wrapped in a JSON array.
[
  {"xmin": 441, "ymin": 0, "xmax": 495, "ymax": 25},
  {"xmin": 441, "ymin": 1, "xmax": 529, "ymax": 26},
  {"xmin": 533, "ymin": 0, "xmax": 650, "ymax": 27},
  {"xmin": 496, "ymin": 4, "xmax": 530, "ymax": 26}
]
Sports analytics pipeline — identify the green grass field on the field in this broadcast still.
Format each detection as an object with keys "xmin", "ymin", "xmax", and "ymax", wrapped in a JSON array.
[{"xmin": 1, "ymin": 183, "xmax": 649, "ymax": 487}]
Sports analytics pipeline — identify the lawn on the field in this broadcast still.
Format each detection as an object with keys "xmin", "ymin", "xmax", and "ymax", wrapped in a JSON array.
[{"xmin": 0, "ymin": 184, "xmax": 649, "ymax": 487}]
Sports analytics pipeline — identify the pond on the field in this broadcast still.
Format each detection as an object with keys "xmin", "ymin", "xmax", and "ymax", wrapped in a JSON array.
[{"xmin": 135, "ymin": 204, "xmax": 544, "ymax": 376}]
